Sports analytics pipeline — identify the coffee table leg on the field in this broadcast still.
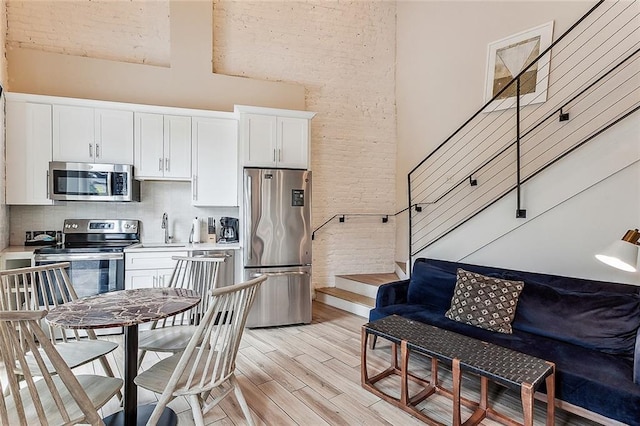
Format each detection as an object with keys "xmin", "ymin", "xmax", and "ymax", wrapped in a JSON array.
[
  {"xmin": 480, "ymin": 376, "xmax": 488, "ymax": 411},
  {"xmin": 452, "ymin": 358, "xmax": 461, "ymax": 426},
  {"xmin": 521, "ymin": 383, "xmax": 534, "ymax": 426},
  {"xmin": 400, "ymin": 340, "xmax": 409, "ymax": 405},
  {"xmin": 431, "ymin": 357, "xmax": 438, "ymax": 387},
  {"xmin": 361, "ymin": 327, "xmax": 369, "ymax": 384},
  {"xmin": 546, "ymin": 363, "xmax": 556, "ymax": 426}
]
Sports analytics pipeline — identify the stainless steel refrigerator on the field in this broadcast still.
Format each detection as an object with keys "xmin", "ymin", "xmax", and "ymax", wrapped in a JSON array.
[{"xmin": 243, "ymin": 168, "xmax": 312, "ymax": 328}]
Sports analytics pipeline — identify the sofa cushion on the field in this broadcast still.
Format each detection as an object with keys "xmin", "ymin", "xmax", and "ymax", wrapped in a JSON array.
[
  {"xmin": 445, "ymin": 268, "xmax": 524, "ymax": 334},
  {"xmin": 513, "ymin": 281, "xmax": 640, "ymax": 358},
  {"xmin": 406, "ymin": 259, "xmax": 457, "ymax": 313}
]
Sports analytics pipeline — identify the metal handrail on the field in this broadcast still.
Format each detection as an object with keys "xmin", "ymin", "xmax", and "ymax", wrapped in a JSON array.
[
  {"xmin": 408, "ymin": 0, "xmax": 604, "ymax": 177},
  {"xmin": 407, "ymin": 0, "xmax": 640, "ymax": 256},
  {"xmin": 426, "ymin": 46, "xmax": 640, "ymax": 207}
]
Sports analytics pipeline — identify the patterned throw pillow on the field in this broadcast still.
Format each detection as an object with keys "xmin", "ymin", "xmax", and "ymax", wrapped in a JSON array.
[{"xmin": 445, "ymin": 268, "xmax": 525, "ymax": 334}]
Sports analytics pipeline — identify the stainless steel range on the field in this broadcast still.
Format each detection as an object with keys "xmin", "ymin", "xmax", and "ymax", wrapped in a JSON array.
[{"xmin": 34, "ymin": 219, "xmax": 139, "ymax": 299}]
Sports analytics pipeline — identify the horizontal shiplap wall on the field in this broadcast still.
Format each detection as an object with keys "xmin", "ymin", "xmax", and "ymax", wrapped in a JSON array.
[
  {"xmin": 6, "ymin": 0, "xmax": 170, "ymax": 66},
  {"xmin": 213, "ymin": 0, "xmax": 398, "ymax": 288}
]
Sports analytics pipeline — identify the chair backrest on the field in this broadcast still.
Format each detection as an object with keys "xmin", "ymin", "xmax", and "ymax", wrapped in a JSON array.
[
  {"xmin": 155, "ymin": 256, "xmax": 224, "ymax": 328},
  {"xmin": 0, "ymin": 263, "xmax": 94, "ymax": 342},
  {"xmin": 0, "ymin": 310, "xmax": 103, "ymax": 425},
  {"xmin": 164, "ymin": 274, "xmax": 267, "ymax": 395}
]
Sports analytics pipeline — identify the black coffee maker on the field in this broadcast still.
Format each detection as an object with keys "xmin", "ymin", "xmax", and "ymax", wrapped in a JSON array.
[{"xmin": 219, "ymin": 217, "xmax": 239, "ymax": 243}]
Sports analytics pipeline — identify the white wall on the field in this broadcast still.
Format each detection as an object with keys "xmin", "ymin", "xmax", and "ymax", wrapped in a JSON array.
[
  {"xmin": 396, "ymin": 1, "xmax": 640, "ymax": 285},
  {"xmin": 420, "ymin": 117, "xmax": 640, "ymax": 285}
]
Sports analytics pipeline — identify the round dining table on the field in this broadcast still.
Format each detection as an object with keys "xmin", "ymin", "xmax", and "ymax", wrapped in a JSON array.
[{"xmin": 46, "ymin": 287, "xmax": 201, "ymax": 426}]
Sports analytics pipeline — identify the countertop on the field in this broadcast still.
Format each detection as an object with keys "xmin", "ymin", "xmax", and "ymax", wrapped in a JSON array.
[
  {"xmin": 124, "ymin": 242, "xmax": 241, "ymax": 253},
  {"xmin": 1, "ymin": 245, "xmax": 43, "ymax": 258}
]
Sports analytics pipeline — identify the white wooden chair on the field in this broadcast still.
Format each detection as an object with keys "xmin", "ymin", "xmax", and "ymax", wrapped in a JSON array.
[
  {"xmin": 0, "ymin": 263, "xmax": 120, "ymax": 393},
  {"xmin": 137, "ymin": 256, "xmax": 224, "ymax": 368},
  {"xmin": 135, "ymin": 274, "xmax": 267, "ymax": 426},
  {"xmin": 0, "ymin": 310, "xmax": 123, "ymax": 425}
]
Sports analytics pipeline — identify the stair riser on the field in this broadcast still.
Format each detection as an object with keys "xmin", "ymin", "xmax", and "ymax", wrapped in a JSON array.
[
  {"xmin": 315, "ymin": 293, "xmax": 371, "ymax": 318},
  {"xmin": 395, "ymin": 262, "xmax": 409, "ymax": 280},
  {"xmin": 335, "ymin": 276, "xmax": 379, "ymax": 299}
]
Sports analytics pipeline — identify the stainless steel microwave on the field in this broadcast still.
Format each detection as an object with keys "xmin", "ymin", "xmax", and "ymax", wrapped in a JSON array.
[{"xmin": 48, "ymin": 161, "xmax": 140, "ymax": 202}]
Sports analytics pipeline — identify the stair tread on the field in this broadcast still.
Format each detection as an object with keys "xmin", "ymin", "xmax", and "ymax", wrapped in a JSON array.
[
  {"xmin": 316, "ymin": 287, "xmax": 375, "ymax": 307},
  {"xmin": 335, "ymin": 273, "xmax": 399, "ymax": 286}
]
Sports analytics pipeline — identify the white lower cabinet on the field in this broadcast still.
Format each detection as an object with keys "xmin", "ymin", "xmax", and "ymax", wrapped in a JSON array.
[{"xmin": 124, "ymin": 251, "xmax": 187, "ymax": 290}]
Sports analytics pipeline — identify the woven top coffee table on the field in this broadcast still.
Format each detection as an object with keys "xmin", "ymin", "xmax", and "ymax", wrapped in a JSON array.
[{"xmin": 361, "ymin": 315, "xmax": 555, "ymax": 426}]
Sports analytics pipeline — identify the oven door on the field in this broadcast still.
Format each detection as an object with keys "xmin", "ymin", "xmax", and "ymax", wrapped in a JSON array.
[{"xmin": 34, "ymin": 252, "xmax": 125, "ymax": 335}]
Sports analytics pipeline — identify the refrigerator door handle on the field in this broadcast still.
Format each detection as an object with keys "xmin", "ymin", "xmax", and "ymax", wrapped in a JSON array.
[
  {"xmin": 249, "ymin": 271, "xmax": 309, "ymax": 278},
  {"xmin": 245, "ymin": 175, "xmax": 252, "ymax": 260}
]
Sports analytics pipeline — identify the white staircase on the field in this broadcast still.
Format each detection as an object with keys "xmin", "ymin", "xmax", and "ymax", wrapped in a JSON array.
[{"xmin": 315, "ymin": 272, "xmax": 400, "ymax": 318}]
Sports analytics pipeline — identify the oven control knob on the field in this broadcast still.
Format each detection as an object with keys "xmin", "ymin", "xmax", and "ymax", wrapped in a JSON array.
[
  {"xmin": 124, "ymin": 224, "xmax": 130, "ymax": 229},
  {"xmin": 72, "ymin": 224, "xmax": 78, "ymax": 229}
]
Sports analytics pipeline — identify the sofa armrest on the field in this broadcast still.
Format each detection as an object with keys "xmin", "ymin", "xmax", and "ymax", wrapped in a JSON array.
[
  {"xmin": 635, "ymin": 328, "xmax": 640, "ymax": 384},
  {"xmin": 375, "ymin": 279, "xmax": 410, "ymax": 308}
]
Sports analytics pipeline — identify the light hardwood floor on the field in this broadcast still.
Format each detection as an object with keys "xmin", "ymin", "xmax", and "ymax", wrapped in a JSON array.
[{"xmin": 86, "ymin": 302, "xmax": 597, "ymax": 425}]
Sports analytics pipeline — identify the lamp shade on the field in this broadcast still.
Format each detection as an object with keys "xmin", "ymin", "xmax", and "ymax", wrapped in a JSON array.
[{"xmin": 595, "ymin": 229, "xmax": 640, "ymax": 272}]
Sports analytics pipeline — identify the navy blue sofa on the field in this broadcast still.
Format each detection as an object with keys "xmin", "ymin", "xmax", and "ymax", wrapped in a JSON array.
[{"xmin": 369, "ymin": 258, "xmax": 640, "ymax": 425}]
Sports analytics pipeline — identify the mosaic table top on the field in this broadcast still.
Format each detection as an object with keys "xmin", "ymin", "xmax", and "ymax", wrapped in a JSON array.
[
  {"xmin": 364, "ymin": 315, "xmax": 553, "ymax": 389},
  {"xmin": 46, "ymin": 288, "xmax": 201, "ymax": 329}
]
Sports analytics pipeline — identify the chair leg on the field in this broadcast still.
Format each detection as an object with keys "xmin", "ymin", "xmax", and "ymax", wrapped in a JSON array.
[
  {"xmin": 189, "ymin": 394, "xmax": 206, "ymax": 426},
  {"xmin": 137, "ymin": 349, "xmax": 148, "ymax": 370},
  {"xmin": 98, "ymin": 356, "xmax": 123, "ymax": 402},
  {"xmin": 149, "ymin": 390, "xmax": 175, "ymax": 426},
  {"xmin": 230, "ymin": 375, "xmax": 255, "ymax": 426}
]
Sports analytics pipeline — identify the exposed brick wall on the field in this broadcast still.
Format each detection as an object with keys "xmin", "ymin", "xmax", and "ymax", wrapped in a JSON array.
[
  {"xmin": 213, "ymin": 0, "xmax": 398, "ymax": 288},
  {"xmin": 6, "ymin": 0, "xmax": 170, "ymax": 66},
  {"xmin": 3, "ymin": 0, "xmax": 398, "ymax": 287},
  {"xmin": 1, "ymin": 0, "xmax": 9, "ymax": 250}
]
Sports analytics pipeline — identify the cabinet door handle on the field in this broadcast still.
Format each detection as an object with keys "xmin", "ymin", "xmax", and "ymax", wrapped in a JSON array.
[
  {"xmin": 192, "ymin": 176, "xmax": 197, "ymax": 200},
  {"xmin": 46, "ymin": 170, "xmax": 50, "ymax": 199},
  {"xmin": 152, "ymin": 275, "xmax": 157, "ymax": 287},
  {"xmin": 159, "ymin": 158, "xmax": 163, "ymax": 171},
  {"xmin": 95, "ymin": 144, "xmax": 100, "ymax": 159},
  {"xmin": 278, "ymin": 149, "xmax": 282, "ymax": 162},
  {"xmin": 273, "ymin": 149, "xmax": 276, "ymax": 162},
  {"xmin": 89, "ymin": 143, "xmax": 93, "ymax": 158},
  {"xmin": 165, "ymin": 158, "xmax": 170, "ymax": 172}
]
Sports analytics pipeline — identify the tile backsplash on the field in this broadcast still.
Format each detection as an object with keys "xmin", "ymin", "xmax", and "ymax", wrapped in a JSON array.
[{"xmin": 9, "ymin": 181, "xmax": 239, "ymax": 245}]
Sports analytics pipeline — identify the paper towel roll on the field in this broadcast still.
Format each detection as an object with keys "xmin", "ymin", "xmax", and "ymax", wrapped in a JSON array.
[{"xmin": 192, "ymin": 217, "xmax": 201, "ymax": 243}]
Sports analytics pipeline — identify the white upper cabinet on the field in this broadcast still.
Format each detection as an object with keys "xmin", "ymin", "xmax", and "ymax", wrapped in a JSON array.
[
  {"xmin": 237, "ymin": 106, "xmax": 315, "ymax": 170},
  {"xmin": 191, "ymin": 117, "xmax": 238, "ymax": 206},
  {"xmin": 278, "ymin": 116, "xmax": 310, "ymax": 169},
  {"xmin": 53, "ymin": 105, "xmax": 133, "ymax": 164},
  {"xmin": 5, "ymin": 98, "xmax": 53, "ymax": 205},
  {"xmin": 243, "ymin": 114, "xmax": 277, "ymax": 167},
  {"xmin": 134, "ymin": 113, "xmax": 191, "ymax": 180}
]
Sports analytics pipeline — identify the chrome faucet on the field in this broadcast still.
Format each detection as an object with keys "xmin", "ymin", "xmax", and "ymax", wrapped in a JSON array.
[{"xmin": 161, "ymin": 212, "xmax": 171, "ymax": 244}]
